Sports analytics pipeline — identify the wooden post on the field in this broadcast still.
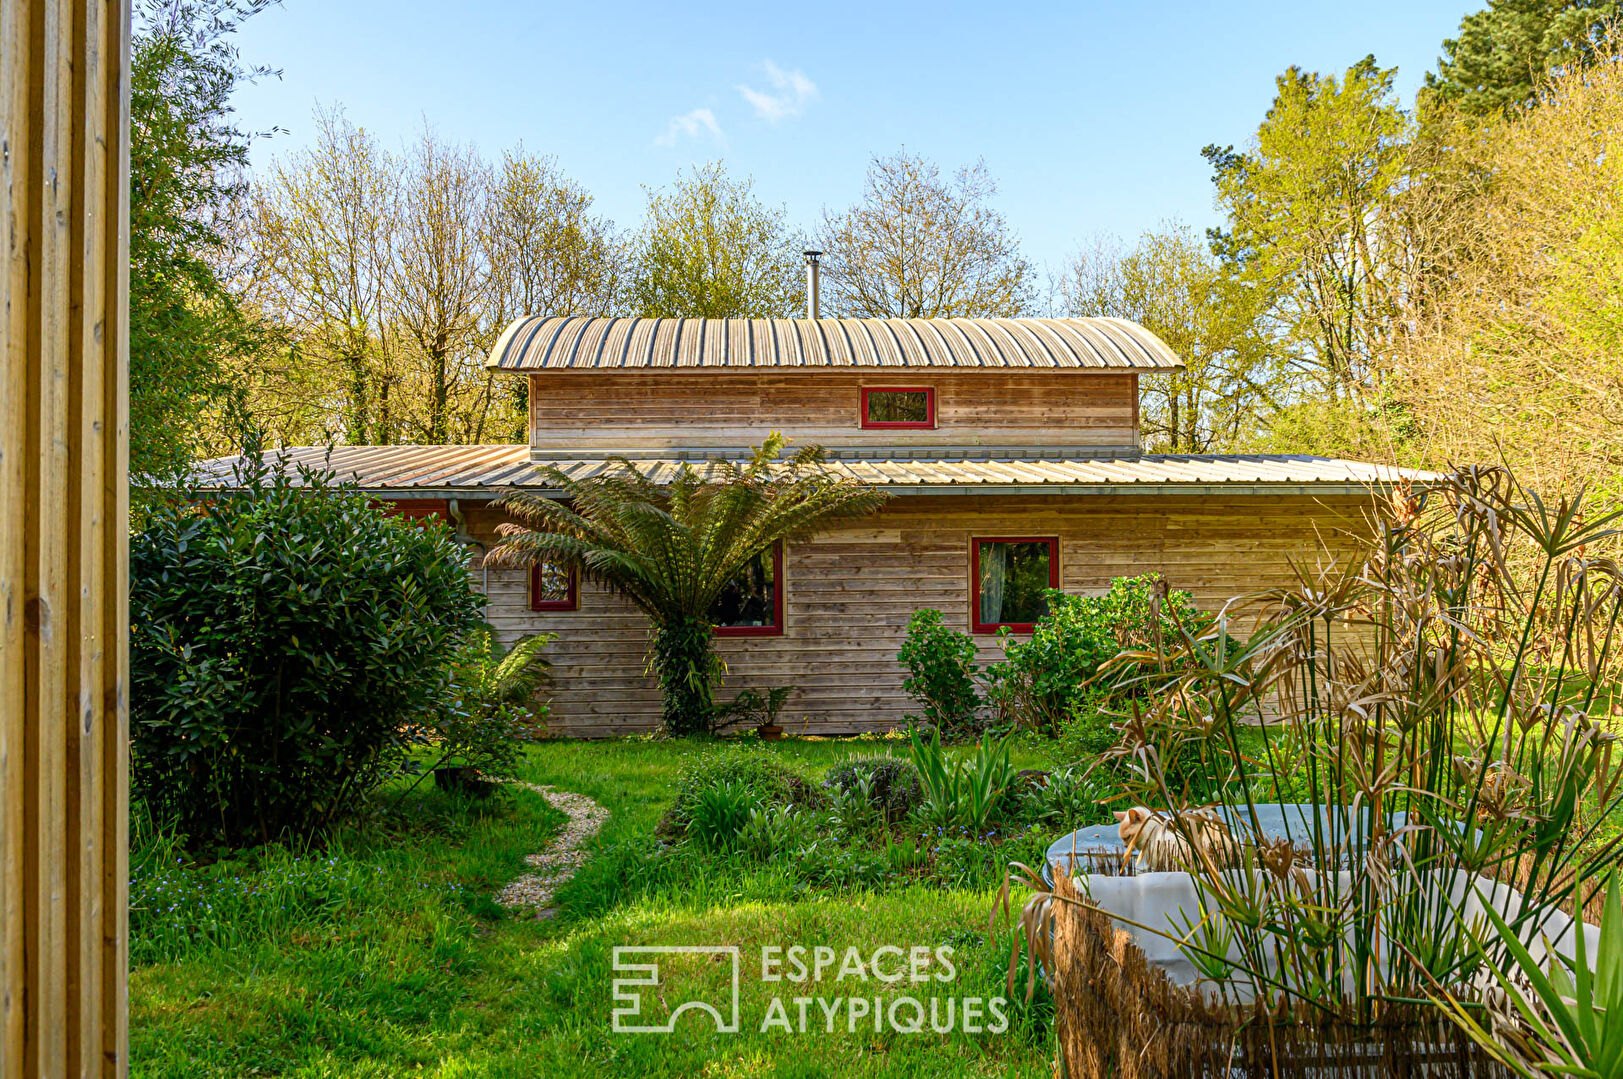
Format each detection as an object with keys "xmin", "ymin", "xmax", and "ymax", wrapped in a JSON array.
[{"xmin": 1, "ymin": 0, "xmax": 131, "ymax": 1076}]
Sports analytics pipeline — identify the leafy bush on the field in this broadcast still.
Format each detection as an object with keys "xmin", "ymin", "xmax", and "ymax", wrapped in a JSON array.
[
  {"xmin": 909, "ymin": 728, "xmax": 1017, "ymax": 832},
  {"xmin": 130, "ymin": 454, "xmax": 482, "ymax": 847},
  {"xmin": 1019, "ymin": 766, "xmax": 1114, "ymax": 831},
  {"xmin": 664, "ymin": 747, "xmax": 816, "ymax": 833},
  {"xmin": 822, "ymin": 756, "xmax": 923, "ymax": 822},
  {"xmin": 897, "ymin": 609, "xmax": 983, "ymax": 736},
  {"xmin": 411, "ymin": 626, "xmax": 553, "ymax": 783},
  {"xmin": 985, "ymin": 574, "xmax": 1203, "ymax": 734},
  {"xmin": 1053, "ymin": 691, "xmax": 1120, "ymax": 763}
]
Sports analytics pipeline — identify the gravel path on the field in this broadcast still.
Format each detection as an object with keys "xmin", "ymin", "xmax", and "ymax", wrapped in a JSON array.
[{"xmin": 495, "ymin": 781, "xmax": 609, "ymax": 915}]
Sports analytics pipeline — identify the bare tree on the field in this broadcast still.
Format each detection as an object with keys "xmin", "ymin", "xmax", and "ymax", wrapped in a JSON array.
[
  {"xmin": 391, "ymin": 127, "xmax": 490, "ymax": 443},
  {"xmin": 818, "ymin": 151, "xmax": 1033, "ymax": 318},
  {"xmin": 248, "ymin": 106, "xmax": 399, "ymax": 444}
]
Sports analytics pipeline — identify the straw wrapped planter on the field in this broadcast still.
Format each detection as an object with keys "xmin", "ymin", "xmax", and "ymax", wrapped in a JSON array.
[{"xmin": 1049, "ymin": 868, "xmax": 1509, "ymax": 1079}]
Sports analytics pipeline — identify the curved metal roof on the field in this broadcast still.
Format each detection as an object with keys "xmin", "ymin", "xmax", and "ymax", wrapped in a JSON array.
[{"xmin": 485, "ymin": 316, "xmax": 1184, "ymax": 372}]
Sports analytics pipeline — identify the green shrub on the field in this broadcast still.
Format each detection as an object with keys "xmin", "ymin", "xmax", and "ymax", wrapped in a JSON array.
[
  {"xmin": 130, "ymin": 454, "xmax": 482, "ymax": 847},
  {"xmin": 1053, "ymin": 691, "xmax": 1120, "ymax": 763},
  {"xmin": 822, "ymin": 756, "xmax": 923, "ymax": 822},
  {"xmin": 409, "ymin": 625, "xmax": 554, "ymax": 784},
  {"xmin": 664, "ymin": 746, "xmax": 816, "ymax": 833},
  {"xmin": 738, "ymin": 804, "xmax": 814, "ymax": 861},
  {"xmin": 897, "ymin": 609, "xmax": 983, "ymax": 736},
  {"xmin": 985, "ymin": 574, "xmax": 1203, "ymax": 734}
]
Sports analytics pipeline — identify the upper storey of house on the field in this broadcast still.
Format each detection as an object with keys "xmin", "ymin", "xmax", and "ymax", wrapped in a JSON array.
[{"xmin": 485, "ymin": 316, "xmax": 1183, "ymax": 456}]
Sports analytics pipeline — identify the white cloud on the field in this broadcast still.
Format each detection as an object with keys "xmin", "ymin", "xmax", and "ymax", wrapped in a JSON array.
[
  {"xmin": 655, "ymin": 107, "xmax": 724, "ymax": 148},
  {"xmin": 736, "ymin": 61, "xmax": 817, "ymax": 123}
]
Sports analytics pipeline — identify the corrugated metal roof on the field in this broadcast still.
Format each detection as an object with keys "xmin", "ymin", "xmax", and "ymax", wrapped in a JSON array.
[
  {"xmin": 192, "ymin": 445, "xmax": 1433, "ymax": 497},
  {"xmin": 486, "ymin": 316, "xmax": 1184, "ymax": 371}
]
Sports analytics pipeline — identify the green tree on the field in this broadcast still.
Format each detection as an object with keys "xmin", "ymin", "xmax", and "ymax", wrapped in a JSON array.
[
  {"xmin": 630, "ymin": 163, "xmax": 804, "ymax": 318},
  {"xmin": 129, "ymin": 0, "xmax": 277, "ymax": 473},
  {"xmin": 1426, "ymin": 0, "xmax": 1623, "ymax": 116},
  {"xmin": 1205, "ymin": 57, "xmax": 1411, "ymax": 405},
  {"xmin": 1064, "ymin": 224, "xmax": 1276, "ymax": 452},
  {"xmin": 818, "ymin": 151, "xmax": 1033, "ymax": 318},
  {"xmin": 488, "ymin": 435, "xmax": 888, "ymax": 735}
]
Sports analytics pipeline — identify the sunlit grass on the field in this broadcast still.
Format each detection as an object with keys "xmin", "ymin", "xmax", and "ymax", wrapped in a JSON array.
[{"xmin": 129, "ymin": 736, "xmax": 1060, "ymax": 1078}]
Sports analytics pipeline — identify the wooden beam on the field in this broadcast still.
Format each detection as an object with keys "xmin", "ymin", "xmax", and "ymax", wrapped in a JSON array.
[{"xmin": 1, "ymin": 0, "xmax": 130, "ymax": 1075}]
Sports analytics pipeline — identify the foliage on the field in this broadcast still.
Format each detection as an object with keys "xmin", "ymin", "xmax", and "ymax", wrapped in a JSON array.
[
  {"xmin": 129, "ymin": 454, "xmax": 482, "ymax": 847},
  {"xmin": 984, "ymin": 574, "xmax": 1203, "ymax": 734},
  {"xmin": 737, "ymin": 803, "xmax": 815, "ymax": 861},
  {"xmin": 897, "ymin": 609, "xmax": 984, "ymax": 736},
  {"xmin": 1063, "ymin": 223, "xmax": 1278, "ymax": 452},
  {"xmin": 413, "ymin": 625, "xmax": 553, "ymax": 779},
  {"xmin": 1426, "ymin": 0, "xmax": 1623, "ymax": 116},
  {"xmin": 1437, "ymin": 871, "xmax": 1623, "ymax": 1078},
  {"xmin": 909, "ymin": 728, "xmax": 1018, "ymax": 832},
  {"xmin": 711, "ymin": 685, "xmax": 797, "ymax": 734},
  {"xmin": 817, "ymin": 150, "xmax": 1033, "ymax": 317},
  {"xmin": 1205, "ymin": 56, "xmax": 1411, "ymax": 403},
  {"xmin": 663, "ymin": 746, "xmax": 813, "ymax": 832},
  {"xmin": 630, "ymin": 162, "xmax": 804, "ymax": 318},
  {"xmin": 130, "ymin": 0, "xmax": 278, "ymax": 473},
  {"xmin": 489, "ymin": 435, "xmax": 889, "ymax": 735},
  {"xmin": 1099, "ymin": 465, "xmax": 1623, "ymax": 1017},
  {"xmin": 823, "ymin": 756, "xmax": 924, "ymax": 823},
  {"xmin": 1019, "ymin": 766, "xmax": 1114, "ymax": 832},
  {"xmin": 685, "ymin": 781, "xmax": 761, "ymax": 853},
  {"xmin": 1393, "ymin": 48, "xmax": 1623, "ymax": 499}
]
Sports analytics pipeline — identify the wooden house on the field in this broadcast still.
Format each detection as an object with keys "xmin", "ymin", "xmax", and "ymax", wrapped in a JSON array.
[{"xmin": 197, "ymin": 315, "xmax": 1424, "ymax": 736}]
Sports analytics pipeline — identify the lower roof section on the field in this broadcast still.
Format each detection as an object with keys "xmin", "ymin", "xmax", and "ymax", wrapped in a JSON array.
[{"xmin": 190, "ymin": 444, "xmax": 1434, "ymax": 499}]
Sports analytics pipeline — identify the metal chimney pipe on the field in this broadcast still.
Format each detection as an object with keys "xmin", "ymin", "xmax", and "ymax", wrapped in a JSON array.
[{"xmin": 803, "ymin": 250, "xmax": 822, "ymax": 319}]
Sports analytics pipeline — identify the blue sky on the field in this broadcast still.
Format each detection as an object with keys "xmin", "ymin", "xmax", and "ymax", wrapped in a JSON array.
[{"xmin": 228, "ymin": 0, "xmax": 1475, "ymax": 272}]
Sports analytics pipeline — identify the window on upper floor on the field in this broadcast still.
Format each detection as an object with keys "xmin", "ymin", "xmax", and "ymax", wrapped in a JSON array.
[
  {"xmin": 971, "ymin": 537, "xmax": 1058, "ymax": 633},
  {"xmin": 530, "ymin": 560, "xmax": 579, "ymax": 611},
  {"xmin": 861, "ymin": 387, "xmax": 935, "ymax": 429},
  {"xmin": 712, "ymin": 542, "xmax": 783, "ymax": 636}
]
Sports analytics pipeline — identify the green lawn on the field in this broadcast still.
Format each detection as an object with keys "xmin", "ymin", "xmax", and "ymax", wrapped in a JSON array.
[{"xmin": 130, "ymin": 737, "xmax": 1061, "ymax": 1078}]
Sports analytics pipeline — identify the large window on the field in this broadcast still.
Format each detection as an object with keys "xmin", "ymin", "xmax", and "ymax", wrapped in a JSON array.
[
  {"xmin": 861, "ymin": 386, "xmax": 935, "ymax": 429},
  {"xmin": 712, "ymin": 543, "xmax": 783, "ymax": 636},
  {"xmin": 530, "ymin": 560, "xmax": 578, "ymax": 611},
  {"xmin": 971, "ymin": 537, "xmax": 1058, "ymax": 633}
]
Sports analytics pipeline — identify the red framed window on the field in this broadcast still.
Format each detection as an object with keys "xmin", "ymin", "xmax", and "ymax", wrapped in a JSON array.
[
  {"xmin": 530, "ymin": 561, "xmax": 579, "ymax": 611},
  {"xmin": 860, "ymin": 386, "xmax": 935, "ymax": 429},
  {"xmin": 712, "ymin": 542, "xmax": 784, "ymax": 637},
  {"xmin": 970, "ymin": 537, "xmax": 1059, "ymax": 634}
]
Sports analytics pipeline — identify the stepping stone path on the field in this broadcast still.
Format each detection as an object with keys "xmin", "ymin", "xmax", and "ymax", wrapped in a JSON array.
[{"xmin": 496, "ymin": 781, "xmax": 609, "ymax": 915}]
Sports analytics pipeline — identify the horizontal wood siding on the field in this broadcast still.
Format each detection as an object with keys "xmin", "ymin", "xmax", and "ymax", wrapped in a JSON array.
[
  {"xmin": 527, "ymin": 370, "xmax": 1139, "ymax": 451},
  {"xmin": 466, "ymin": 494, "xmax": 1372, "ymax": 737}
]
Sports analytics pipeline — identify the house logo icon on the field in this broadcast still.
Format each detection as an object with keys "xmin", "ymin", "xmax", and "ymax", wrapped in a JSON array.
[{"xmin": 611, "ymin": 946, "xmax": 741, "ymax": 1034}]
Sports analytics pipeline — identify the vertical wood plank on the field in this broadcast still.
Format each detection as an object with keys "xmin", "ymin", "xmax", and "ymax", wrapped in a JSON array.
[
  {"xmin": 0, "ymin": 0, "xmax": 30, "ymax": 1070},
  {"xmin": 1, "ymin": 0, "xmax": 129, "ymax": 1074},
  {"xmin": 101, "ymin": 2, "xmax": 131, "ymax": 1073}
]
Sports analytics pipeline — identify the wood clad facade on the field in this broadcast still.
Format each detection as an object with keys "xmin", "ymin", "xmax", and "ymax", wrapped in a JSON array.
[
  {"xmin": 469, "ymin": 493, "xmax": 1371, "ymax": 737},
  {"xmin": 527, "ymin": 370, "xmax": 1140, "ymax": 451},
  {"xmin": 1, "ymin": 0, "xmax": 131, "ymax": 1075}
]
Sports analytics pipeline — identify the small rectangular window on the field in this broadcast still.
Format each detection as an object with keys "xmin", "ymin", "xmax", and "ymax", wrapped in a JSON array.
[
  {"xmin": 861, "ymin": 387, "xmax": 935, "ymax": 429},
  {"xmin": 530, "ymin": 560, "xmax": 578, "ymax": 611},
  {"xmin": 971, "ymin": 537, "xmax": 1059, "ymax": 633},
  {"xmin": 713, "ymin": 543, "xmax": 783, "ymax": 637}
]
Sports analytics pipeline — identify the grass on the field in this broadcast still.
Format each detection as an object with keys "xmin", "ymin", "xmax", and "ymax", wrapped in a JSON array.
[{"xmin": 129, "ymin": 736, "xmax": 1062, "ymax": 1078}]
